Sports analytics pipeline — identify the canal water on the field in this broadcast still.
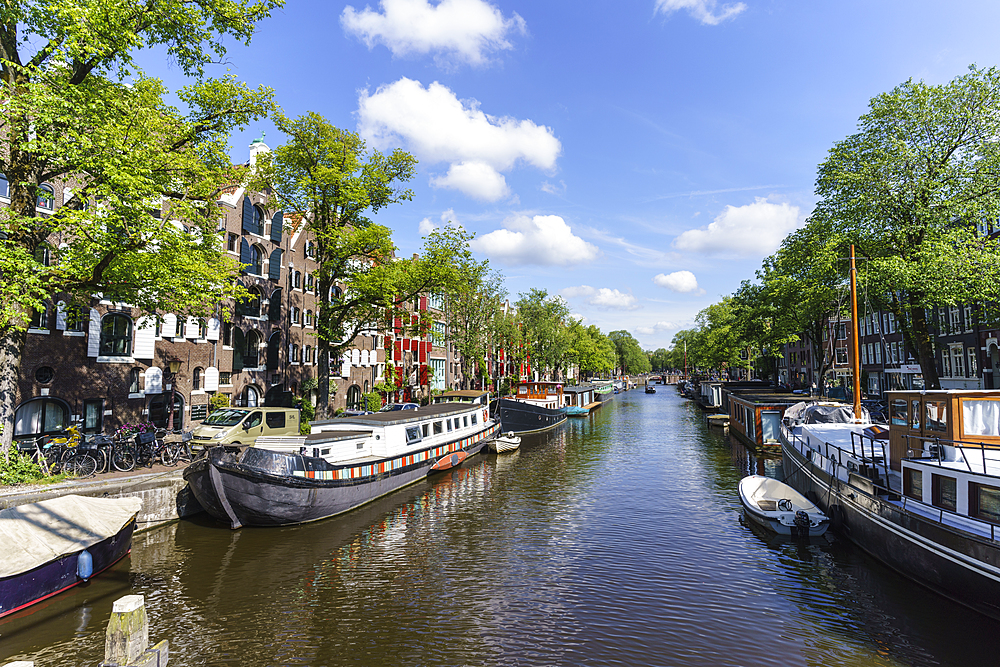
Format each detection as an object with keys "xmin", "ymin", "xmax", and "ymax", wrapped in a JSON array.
[{"xmin": 4, "ymin": 390, "xmax": 1000, "ymax": 666}]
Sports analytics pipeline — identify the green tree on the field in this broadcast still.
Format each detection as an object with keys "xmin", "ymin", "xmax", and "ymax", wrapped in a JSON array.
[
  {"xmin": 649, "ymin": 348, "xmax": 670, "ymax": 372},
  {"xmin": 515, "ymin": 288, "xmax": 572, "ymax": 380},
  {"xmin": 259, "ymin": 112, "xmax": 467, "ymax": 416},
  {"xmin": 814, "ymin": 65, "xmax": 1000, "ymax": 389},
  {"xmin": 609, "ymin": 330, "xmax": 651, "ymax": 375},
  {"xmin": 0, "ymin": 0, "xmax": 279, "ymax": 449},
  {"xmin": 567, "ymin": 320, "xmax": 616, "ymax": 380}
]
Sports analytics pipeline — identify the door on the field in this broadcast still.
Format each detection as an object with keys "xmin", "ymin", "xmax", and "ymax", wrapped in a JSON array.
[{"xmin": 761, "ymin": 410, "xmax": 781, "ymax": 443}]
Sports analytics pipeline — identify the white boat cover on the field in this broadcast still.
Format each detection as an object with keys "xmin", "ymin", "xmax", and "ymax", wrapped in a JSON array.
[{"xmin": 0, "ymin": 495, "xmax": 142, "ymax": 578}]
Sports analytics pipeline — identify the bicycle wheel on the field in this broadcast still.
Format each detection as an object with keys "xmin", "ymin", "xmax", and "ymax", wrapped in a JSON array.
[
  {"xmin": 158, "ymin": 444, "xmax": 175, "ymax": 466},
  {"xmin": 112, "ymin": 447, "xmax": 136, "ymax": 472},
  {"xmin": 64, "ymin": 452, "xmax": 98, "ymax": 478},
  {"xmin": 176, "ymin": 442, "xmax": 193, "ymax": 464}
]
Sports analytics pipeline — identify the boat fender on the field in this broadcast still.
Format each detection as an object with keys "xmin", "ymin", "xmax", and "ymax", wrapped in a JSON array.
[{"xmin": 77, "ymin": 549, "xmax": 93, "ymax": 581}]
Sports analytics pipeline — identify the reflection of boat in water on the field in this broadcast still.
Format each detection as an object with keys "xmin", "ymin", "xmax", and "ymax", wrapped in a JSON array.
[
  {"xmin": 0, "ymin": 495, "xmax": 141, "ymax": 618},
  {"xmin": 738, "ymin": 475, "xmax": 828, "ymax": 537},
  {"xmin": 490, "ymin": 432, "xmax": 521, "ymax": 453},
  {"xmin": 185, "ymin": 397, "xmax": 499, "ymax": 529},
  {"xmin": 491, "ymin": 381, "xmax": 567, "ymax": 434}
]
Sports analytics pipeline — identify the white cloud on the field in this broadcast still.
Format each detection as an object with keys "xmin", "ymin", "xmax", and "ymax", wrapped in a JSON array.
[
  {"xmin": 560, "ymin": 285, "xmax": 638, "ymax": 310},
  {"xmin": 472, "ymin": 214, "xmax": 598, "ymax": 266},
  {"xmin": 654, "ymin": 0, "xmax": 747, "ymax": 25},
  {"xmin": 653, "ymin": 270, "xmax": 700, "ymax": 293},
  {"xmin": 636, "ymin": 321, "xmax": 676, "ymax": 335},
  {"xmin": 418, "ymin": 208, "xmax": 458, "ymax": 235},
  {"xmin": 541, "ymin": 180, "xmax": 566, "ymax": 195},
  {"xmin": 430, "ymin": 161, "xmax": 510, "ymax": 201},
  {"xmin": 342, "ymin": 0, "xmax": 526, "ymax": 67},
  {"xmin": 357, "ymin": 78, "xmax": 561, "ymax": 200},
  {"xmin": 673, "ymin": 197, "xmax": 802, "ymax": 257}
]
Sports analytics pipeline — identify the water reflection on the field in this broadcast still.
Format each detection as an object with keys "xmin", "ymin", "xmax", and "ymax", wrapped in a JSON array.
[{"xmin": 5, "ymin": 391, "xmax": 1000, "ymax": 666}]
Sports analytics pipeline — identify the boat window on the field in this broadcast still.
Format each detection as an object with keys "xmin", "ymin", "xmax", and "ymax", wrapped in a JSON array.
[
  {"xmin": 405, "ymin": 426, "xmax": 421, "ymax": 444},
  {"xmin": 903, "ymin": 467, "xmax": 923, "ymax": 501},
  {"xmin": 761, "ymin": 411, "xmax": 780, "ymax": 443},
  {"xmin": 970, "ymin": 482, "xmax": 1000, "ymax": 524},
  {"xmin": 932, "ymin": 474, "xmax": 957, "ymax": 512},
  {"xmin": 962, "ymin": 399, "xmax": 1000, "ymax": 437},
  {"xmin": 925, "ymin": 401, "xmax": 947, "ymax": 433},
  {"xmin": 911, "ymin": 400, "xmax": 921, "ymax": 430},
  {"xmin": 433, "ymin": 421, "xmax": 442, "ymax": 434},
  {"xmin": 471, "ymin": 413, "xmax": 477, "ymax": 425},
  {"xmin": 890, "ymin": 399, "xmax": 908, "ymax": 426},
  {"xmin": 447, "ymin": 419, "xmax": 453, "ymax": 432},
  {"xmin": 518, "ymin": 386, "xmax": 527, "ymax": 395},
  {"xmin": 422, "ymin": 423, "xmax": 429, "ymax": 437},
  {"xmin": 464, "ymin": 416, "xmax": 469, "ymax": 428}
]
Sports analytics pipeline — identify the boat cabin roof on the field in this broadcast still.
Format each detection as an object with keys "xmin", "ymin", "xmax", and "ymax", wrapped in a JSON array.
[
  {"xmin": 563, "ymin": 385, "xmax": 594, "ymax": 395},
  {"xmin": 433, "ymin": 390, "xmax": 489, "ymax": 402},
  {"xmin": 312, "ymin": 402, "xmax": 481, "ymax": 428},
  {"xmin": 729, "ymin": 392, "xmax": 809, "ymax": 407}
]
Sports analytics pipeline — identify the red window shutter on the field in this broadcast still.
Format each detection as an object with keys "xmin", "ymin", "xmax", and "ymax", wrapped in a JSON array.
[
  {"xmin": 420, "ymin": 297, "xmax": 427, "ymax": 311},
  {"xmin": 419, "ymin": 344, "xmax": 426, "ymax": 363},
  {"xmin": 394, "ymin": 340, "xmax": 401, "ymax": 360},
  {"xmin": 420, "ymin": 365, "xmax": 428, "ymax": 385}
]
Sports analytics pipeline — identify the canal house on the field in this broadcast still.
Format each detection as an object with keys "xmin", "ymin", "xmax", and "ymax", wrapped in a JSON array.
[{"xmin": 728, "ymin": 391, "xmax": 804, "ymax": 449}]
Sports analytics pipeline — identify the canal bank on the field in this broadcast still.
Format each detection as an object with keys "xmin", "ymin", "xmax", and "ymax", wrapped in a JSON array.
[{"xmin": 0, "ymin": 467, "xmax": 203, "ymax": 533}]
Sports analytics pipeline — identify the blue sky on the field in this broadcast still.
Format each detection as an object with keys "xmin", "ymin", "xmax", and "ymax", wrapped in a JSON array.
[{"xmin": 141, "ymin": 0, "xmax": 1000, "ymax": 350}]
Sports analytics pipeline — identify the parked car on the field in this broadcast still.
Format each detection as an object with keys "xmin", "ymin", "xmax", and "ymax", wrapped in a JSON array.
[
  {"xmin": 191, "ymin": 407, "xmax": 301, "ymax": 447},
  {"xmin": 378, "ymin": 402, "xmax": 419, "ymax": 412}
]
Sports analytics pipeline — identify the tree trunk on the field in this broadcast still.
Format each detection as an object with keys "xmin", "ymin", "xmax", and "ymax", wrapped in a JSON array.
[
  {"xmin": 0, "ymin": 324, "xmax": 28, "ymax": 452},
  {"xmin": 316, "ymin": 275, "xmax": 333, "ymax": 420},
  {"xmin": 905, "ymin": 294, "xmax": 940, "ymax": 390}
]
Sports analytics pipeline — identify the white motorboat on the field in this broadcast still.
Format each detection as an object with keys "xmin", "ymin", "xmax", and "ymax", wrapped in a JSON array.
[
  {"xmin": 738, "ymin": 475, "xmax": 829, "ymax": 537},
  {"xmin": 490, "ymin": 432, "xmax": 521, "ymax": 453}
]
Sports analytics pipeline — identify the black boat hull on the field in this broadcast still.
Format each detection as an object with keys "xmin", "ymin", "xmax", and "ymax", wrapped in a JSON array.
[
  {"xmin": 0, "ymin": 519, "xmax": 135, "ymax": 618},
  {"xmin": 782, "ymin": 435, "xmax": 1000, "ymax": 620},
  {"xmin": 491, "ymin": 398, "xmax": 567, "ymax": 434},
  {"xmin": 185, "ymin": 423, "xmax": 499, "ymax": 529}
]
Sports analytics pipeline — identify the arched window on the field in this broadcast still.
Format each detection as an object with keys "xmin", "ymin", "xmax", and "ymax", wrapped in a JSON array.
[
  {"xmin": 244, "ymin": 385, "xmax": 261, "ymax": 408},
  {"xmin": 347, "ymin": 385, "xmax": 362, "ymax": 411},
  {"xmin": 100, "ymin": 314, "xmax": 132, "ymax": 356},
  {"xmin": 0, "ymin": 173, "xmax": 8, "ymax": 199},
  {"xmin": 14, "ymin": 397, "xmax": 71, "ymax": 439},
  {"xmin": 267, "ymin": 331, "xmax": 280, "ymax": 371},
  {"xmin": 293, "ymin": 271, "xmax": 301, "ymax": 289},
  {"xmin": 199, "ymin": 319, "xmax": 208, "ymax": 339},
  {"xmin": 253, "ymin": 205, "xmax": 265, "ymax": 235},
  {"xmin": 305, "ymin": 310, "xmax": 313, "ymax": 326},
  {"xmin": 305, "ymin": 345, "xmax": 312, "ymax": 364},
  {"xmin": 249, "ymin": 244, "xmax": 264, "ymax": 275},
  {"xmin": 36, "ymin": 183, "xmax": 54, "ymax": 210},
  {"xmin": 29, "ymin": 303, "xmax": 49, "ymax": 330},
  {"xmin": 240, "ymin": 287, "xmax": 261, "ymax": 318},
  {"xmin": 306, "ymin": 274, "xmax": 314, "ymax": 291},
  {"xmin": 245, "ymin": 330, "xmax": 261, "ymax": 368},
  {"xmin": 174, "ymin": 315, "xmax": 184, "ymax": 338},
  {"xmin": 129, "ymin": 368, "xmax": 140, "ymax": 394},
  {"xmin": 291, "ymin": 343, "xmax": 299, "ymax": 363},
  {"xmin": 290, "ymin": 307, "xmax": 299, "ymax": 324},
  {"xmin": 193, "ymin": 367, "xmax": 203, "ymax": 391}
]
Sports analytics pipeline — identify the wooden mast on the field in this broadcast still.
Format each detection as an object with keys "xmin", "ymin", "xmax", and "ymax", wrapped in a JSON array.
[{"xmin": 849, "ymin": 245, "xmax": 862, "ymax": 421}]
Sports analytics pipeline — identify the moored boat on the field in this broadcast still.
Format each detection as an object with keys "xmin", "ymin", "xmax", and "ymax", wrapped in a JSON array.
[
  {"xmin": 738, "ymin": 475, "xmax": 829, "ymax": 536},
  {"xmin": 0, "ymin": 495, "xmax": 142, "ymax": 618},
  {"xmin": 184, "ymin": 397, "xmax": 500, "ymax": 529},
  {"xmin": 490, "ymin": 381, "xmax": 567, "ymax": 434},
  {"xmin": 490, "ymin": 432, "xmax": 521, "ymax": 453}
]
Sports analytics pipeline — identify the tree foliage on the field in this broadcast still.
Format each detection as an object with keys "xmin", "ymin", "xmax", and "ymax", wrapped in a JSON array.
[
  {"xmin": 609, "ymin": 330, "xmax": 650, "ymax": 375},
  {"xmin": 515, "ymin": 288, "xmax": 571, "ymax": 379}
]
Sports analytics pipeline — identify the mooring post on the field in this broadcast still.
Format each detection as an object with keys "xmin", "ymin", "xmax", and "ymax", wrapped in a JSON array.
[{"xmin": 104, "ymin": 595, "xmax": 148, "ymax": 666}]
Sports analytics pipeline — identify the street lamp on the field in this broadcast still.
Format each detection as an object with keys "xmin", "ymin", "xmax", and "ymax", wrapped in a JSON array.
[{"xmin": 167, "ymin": 357, "xmax": 182, "ymax": 432}]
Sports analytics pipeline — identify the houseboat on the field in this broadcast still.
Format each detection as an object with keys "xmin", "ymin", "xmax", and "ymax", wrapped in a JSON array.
[
  {"xmin": 490, "ymin": 381, "xmax": 568, "ymax": 434},
  {"xmin": 563, "ymin": 384, "xmax": 598, "ymax": 416},
  {"xmin": 184, "ymin": 399, "xmax": 500, "ymax": 529},
  {"xmin": 728, "ymin": 391, "xmax": 805, "ymax": 450},
  {"xmin": 697, "ymin": 382, "xmax": 723, "ymax": 410},
  {"xmin": 782, "ymin": 389, "xmax": 1000, "ymax": 620}
]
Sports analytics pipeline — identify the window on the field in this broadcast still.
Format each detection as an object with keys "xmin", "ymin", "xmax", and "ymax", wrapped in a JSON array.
[
  {"xmin": 433, "ymin": 421, "xmax": 443, "ymax": 434},
  {"xmin": 405, "ymin": 426, "xmax": 421, "ymax": 444},
  {"xmin": 347, "ymin": 385, "xmax": 362, "ymax": 411},
  {"xmin": 14, "ymin": 397, "xmax": 70, "ymax": 438},
  {"xmin": 969, "ymin": 348, "xmax": 978, "ymax": 378},
  {"xmin": 244, "ymin": 331, "xmax": 261, "ymax": 368},
  {"xmin": 244, "ymin": 387, "xmax": 261, "ymax": 408},
  {"xmin": 223, "ymin": 322, "xmax": 233, "ymax": 346},
  {"xmin": 100, "ymin": 314, "xmax": 132, "ymax": 356},
  {"xmin": 82, "ymin": 399, "xmax": 104, "ymax": 433},
  {"xmin": 290, "ymin": 307, "xmax": 300, "ymax": 324},
  {"xmin": 249, "ymin": 244, "xmax": 263, "ymax": 275},
  {"xmin": 29, "ymin": 304, "xmax": 49, "ymax": 330},
  {"xmin": 306, "ymin": 274, "xmax": 314, "ymax": 291},
  {"xmin": 950, "ymin": 346, "xmax": 965, "ymax": 378},
  {"xmin": 65, "ymin": 305, "xmax": 85, "ymax": 332},
  {"xmin": 193, "ymin": 367, "xmax": 202, "ymax": 391},
  {"xmin": 950, "ymin": 307, "xmax": 961, "ymax": 334},
  {"xmin": 963, "ymin": 400, "xmax": 1000, "ymax": 437},
  {"xmin": 970, "ymin": 482, "xmax": 1000, "ymax": 524},
  {"xmin": 0, "ymin": 172, "xmax": 7, "ymax": 198},
  {"xmin": 291, "ymin": 343, "xmax": 300, "ymax": 363},
  {"xmin": 174, "ymin": 315, "xmax": 183, "ymax": 338},
  {"xmin": 240, "ymin": 289, "xmax": 261, "ymax": 318},
  {"xmin": 228, "ymin": 233, "xmax": 237, "ymax": 252},
  {"xmin": 219, "ymin": 372, "xmax": 232, "ymax": 386},
  {"xmin": 925, "ymin": 400, "xmax": 947, "ymax": 433},
  {"xmin": 305, "ymin": 310, "xmax": 313, "ymax": 326},
  {"xmin": 835, "ymin": 347, "xmax": 848, "ymax": 365},
  {"xmin": 904, "ymin": 467, "xmax": 923, "ymax": 501},
  {"xmin": 129, "ymin": 368, "xmax": 140, "ymax": 394},
  {"xmin": 463, "ymin": 416, "xmax": 469, "ymax": 428},
  {"xmin": 34, "ymin": 244, "xmax": 51, "ymax": 266},
  {"xmin": 199, "ymin": 319, "xmax": 208, "ymax": 339},
  {"xmin": 266, "ymin": 412, "xmax": 286, "ymax": 429},
  {"xmin": 421, "ymin": 423, "xmax": 429, "ymax": 437},
  {"xmin": 911, "ymin": 400, "xmax": 921, "ymax": 430},
  {"xmin": 932, "ymin": 474, "xmax": 957, "ymax": 512},
  {"xmin": 874, "ymin": 343, "xmax": 881, "ymax": 364},
  {"xmin": 942, "ymin": 350, "xmax": 952, "ymax": 377},
  {"xmin": 253, "ymin": 205, "xmax": 265, "ymax": 235},
  {"xmin": 447, "ymin": 419, "xmax": 453, "ymax": 432},
  {"xmin": 836, "ymin": 323, "xmax": 847, "ymax": 340},
  {"xmin": 471, "ymin": 413, "xmax": 477, "ymax": 425},
  {"xmin": 36, "ymin": 183, "xmax": 54, "ymax": 210},
  {"xmin": 964, "ymin": 305, "xmax": 973, "ymax": 332},
  {"xmin": 293, "ymin": 271, "xmax": 301, "ymax": 289},
  {"xmin": 890, "ymin": 399, "xmax": 908, "ymax": 426}
]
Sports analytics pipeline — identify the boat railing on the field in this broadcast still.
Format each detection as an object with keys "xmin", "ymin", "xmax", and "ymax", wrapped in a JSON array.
[
  {"xmin": 901, "ymin": 434, "xmax": 1000, "ymax": 480},
  {"xmin": 783, "ymin": 423, "xmax": 892, "ymax": 494},
  {"xmin": 897, "ymin": 492, "xmax": 1000, "ymax": 542}
]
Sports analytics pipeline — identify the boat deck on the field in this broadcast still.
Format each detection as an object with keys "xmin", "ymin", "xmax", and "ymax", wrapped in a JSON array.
[{"xmin": 886, "ymin": 496, "xmax": 1000, "ymax": 540}]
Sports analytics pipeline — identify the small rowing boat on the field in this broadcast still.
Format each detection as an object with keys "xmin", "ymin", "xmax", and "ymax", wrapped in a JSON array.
[
  {"xmin": 490, "ymin": 432, "xmax": 521, "ymax": 453},
  {"xmin": 738, "ymin": 475, "xmax": 828, "ymax": 537}
]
